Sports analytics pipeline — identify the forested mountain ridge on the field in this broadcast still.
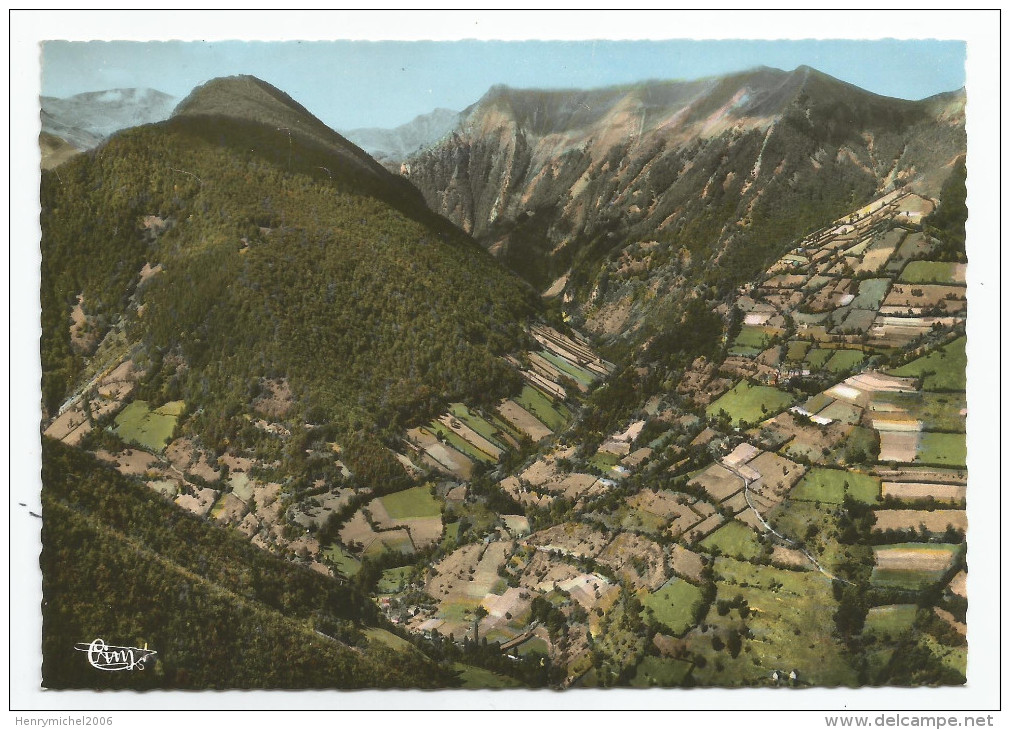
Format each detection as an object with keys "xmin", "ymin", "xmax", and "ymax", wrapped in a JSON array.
[
  {"xmin": 401, "ymin": 66, "xmax": 966, "ymax": 345},
  {"xmin": 172, "ymin": 74, "xmax": 442, "ymax": 223},
  {"xmin": 41, "ymin": 75, "xmax": 538, "ymax": 445}
]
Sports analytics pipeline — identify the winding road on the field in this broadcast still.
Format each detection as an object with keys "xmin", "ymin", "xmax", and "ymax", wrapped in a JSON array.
[{"xmin": 722, "ymin": 461, "xmax": 853, "ymax": 585}]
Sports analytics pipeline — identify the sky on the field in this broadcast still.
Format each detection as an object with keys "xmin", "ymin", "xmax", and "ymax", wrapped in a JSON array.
[{"xmin": 41, "ymin": 38, "xmax": 967, "ymax": 131}]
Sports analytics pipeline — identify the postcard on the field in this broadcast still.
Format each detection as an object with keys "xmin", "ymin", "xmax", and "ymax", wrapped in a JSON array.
[{"xmin": 9, "ymin": 8, "xmax": 1002, "ymax": 720}]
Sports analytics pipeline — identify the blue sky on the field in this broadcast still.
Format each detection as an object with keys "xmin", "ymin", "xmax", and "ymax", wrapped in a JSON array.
[{"xmin": 42, "ymin": 38, "xmax": 966, "ymax": 131}]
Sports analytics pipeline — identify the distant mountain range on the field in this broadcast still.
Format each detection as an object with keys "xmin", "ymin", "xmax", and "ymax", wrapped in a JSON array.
[
  {"xmin": 40, "ymin": 87, "xmax": 178, "ymax": 164},
  {"xmin": 341, "ymin": 107, "xmax": 461, "ymax": 168}
]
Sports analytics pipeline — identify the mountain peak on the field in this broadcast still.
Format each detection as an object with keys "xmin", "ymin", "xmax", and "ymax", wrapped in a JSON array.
[{"xmin": 173, "ymin": 74, "xmax": 397, "ymax": 182}]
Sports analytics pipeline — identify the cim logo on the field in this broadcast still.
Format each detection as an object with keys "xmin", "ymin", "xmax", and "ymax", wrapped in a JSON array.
[{"xmin": 74, "ymin": 638, "xmax": 158, "ymax": 671}]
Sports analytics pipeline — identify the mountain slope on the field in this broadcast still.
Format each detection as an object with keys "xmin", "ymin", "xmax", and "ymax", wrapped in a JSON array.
[
  {"xmin": 41, "ymin": 87, "xmax": 177, "ymax": 150},
  {"xmin": 402, "ymin": 66, "xmax": 966, "ymax": 343},
  {"xmin": 41, "ymin": 75, "xmax": 537, "ymax": 443}
]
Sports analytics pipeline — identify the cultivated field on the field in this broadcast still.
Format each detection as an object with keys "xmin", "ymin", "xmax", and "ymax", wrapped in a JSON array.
[
  {"xmin": 689, "ymin": 463, "xmax": 744, "ymax": 502},
  {"xmin": 516, "ymin": 385, "xmax": 570, "ymax": 431},
  {"xmin": 526, "ymin": 522, "xmax": 610, "ymax": 560},
  {"xmin": 872, "ymin": 509, "xmax": 966, "ymax": 534},
  {"xmin": 870, "ymin": 543, "xmax": 963, "ymax": 590},
  {"xmin": 790, "ymin": 467, "xmax": 880, "ymax": 504},
  {"xmin": 497, "ymin": 400, "xmax": 553, "ymax": 442},
  {"xmin": 595, "ymin": 532, "xmax": 667, "ymax": 590},
  {"xmin": 880, "ymin": 481, "xmax": 966, "ymax": 504},
  {"xmin": 899, "ymin": 261, "xmax": 966, "ymax": 285}
]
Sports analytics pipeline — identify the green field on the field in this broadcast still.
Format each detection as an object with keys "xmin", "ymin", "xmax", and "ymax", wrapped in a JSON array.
[
  {"xmin": 380, "ymin": 485, "xmax": 442, "ymax": 519},
  {"xmin": 899, "ymin": 261, "xmax": 961, "ymax": 284},
  {"xmin": 516, "ymin": 385, "xmax": 570, "ymax": 431},
  {"xmin": 863, "ymin": 604, "xmax": 919, "ymax": 638},
  {"xmin": 539, "ymin": 350, "xmax": 596, "ymax": 388},
  {"xmin": 323, "ymin": 544, "xmax": 361, "ymax": 577},
  {"xmin": 699, "ymin": 521, "xmax": 764, "ymax": 561},
  {"xmin": 451, "ymin": 662, "xmax": 523, "ymax": 688},
  {"xmin": 805, "ymin": 348, "xmax": 833, "ymax": 369},
  {"xmin": 619, "ymin": 506, "xmax": 669, "ymax": 535},
  {"xmin": 429, "ymin": 421, "xmax": 496, "ymax": 463},
  {"xmin": 441, "ymin": 521, "xmax": 460, "ymax": 548},
  {"xmin": 786, "ymin": 340, "xmax": 811, "ymax": 362},
  {"xmin": 363, "ymin": 531, "xmax": 415, "ymax": 558},
  {"xmin": 843, "ymin": 426, "xmax": 880, "ymax": 462},
  {"xmin": 869, "ymin": 569, "xmax": 948, "ymax": 591},
  {"xmin": 640, "ymin": 578, "xmax": 705, "ymax": 635},
  {"xmin": 801, "ymin": 392, "xmax": 834, "ymax": 413},
  {"xmin": 377, "ymin": 566, "xmax": 414, "ymax": 594},
  {"xmin": 629, "ymin": 656, "xmax": 693, "ymax": 687},
  {"xmin": 916, "ymin": 432, "xmax": 966, "ymax": 468},
  {"xmin": 517, "ymin": 637, "xmax": 550, "ymax": 657},
  {"xmin": 113, "ymin": 400, "xmax": 184, "ymax": 452},
  {"xmin": 734, "ymin": 325, "xmax": 779, "ymax": 350},
  {"xmin": 589, "ymin": 450, "xmax": 622, "ymax": 473},
  {"xmin": 803, "ymin": 275, "xmax": 833, "ymax": 292},
  {"xmin": 849, "ymin": 278, "xmax": 892, "ymax": 310},
  {"xmin": 790, "ymin": 467, "xmax": 880, "ymax": 504},
  {"xmin": 889, "ymin": 337, "xmax": 966, "ymax": 391},
  {"xmin": 825, "ymin": 349, "xmax": 866, "ymax": 373},
  {"xmin": 706, "ymin": 381, "xmax": 796, "ymax": 427}
]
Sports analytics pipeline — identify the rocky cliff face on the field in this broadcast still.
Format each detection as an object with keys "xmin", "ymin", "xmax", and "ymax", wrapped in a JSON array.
[{"xmin": 402, "ymin": 66, "xmax": 966, "ymax": 341}]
